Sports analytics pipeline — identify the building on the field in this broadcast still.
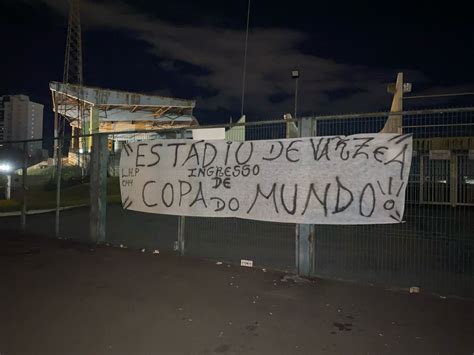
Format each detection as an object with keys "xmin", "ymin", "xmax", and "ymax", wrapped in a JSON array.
[
  {"xmin": 49, "ymin": 81, "xmax": 197, "ymax": 169},
  {"xmin": 0, "ymin": 95, "xmax": 44, "ymax": 156}
]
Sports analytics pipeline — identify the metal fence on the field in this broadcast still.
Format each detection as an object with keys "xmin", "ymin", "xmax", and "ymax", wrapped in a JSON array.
[
  {"xmin": 0, "ymin": 107, "xmax": 473, "ymax": 298},
  {"xmin": 310, "ymin": 108, "xmax": 474, "ymax": 297}
]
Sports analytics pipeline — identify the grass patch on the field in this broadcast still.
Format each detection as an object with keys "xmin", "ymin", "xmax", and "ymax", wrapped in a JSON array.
[
  {"xmin": 27, "ymin": 165, "xmax": 82, "ymax": 178},
  {"xmin": 0, "ymin": 177, "xmax": 121, "ymax": 213},
  {"xmin": 0, "ymin": 199, "xmax": 21, "ymax": 213}
]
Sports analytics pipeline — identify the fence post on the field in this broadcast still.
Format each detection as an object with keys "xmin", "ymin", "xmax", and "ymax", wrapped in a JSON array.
[
  {"xmin": 90, "ymin": 133, "xmax": 108, "ymax": 243},
  {"xmin": 177, "ymin": 129, "xmax": 186, "ymax": 255},
  {"xmin": 177, "ymin": 216, "xmax": 185, "ymax": 256},
  {"xmin": 54, "ymin": 123, "xmax": 63, "ymax": 238},
  {"xmin": 450, "ymin": 154, "xmax": 458, "ymax": 207},
  {"xmin": 296, "ymin": 117, "xmax": 315, "ymax": 277},
  {"xmin": 21, "ymin": 142, "xmax": 27, "ymax": 232}
]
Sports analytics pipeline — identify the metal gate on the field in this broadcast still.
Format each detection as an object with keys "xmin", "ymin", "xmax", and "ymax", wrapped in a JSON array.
[
  {"xmin": 421, "ymin": 155, "xmax": 451, "ymax": 204},
  {"xmin": 458, "ymin": 154, "xmax": 474, "ymax": 205}
]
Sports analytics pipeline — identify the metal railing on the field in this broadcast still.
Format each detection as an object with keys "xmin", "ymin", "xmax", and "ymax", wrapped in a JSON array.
[{"xmin": 0, "ymin": 106, "xmax": 473, "ymax": 297}]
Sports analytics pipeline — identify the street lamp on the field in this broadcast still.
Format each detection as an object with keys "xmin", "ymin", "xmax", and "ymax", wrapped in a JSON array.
[{"xmin": 291, "ymin": 69, "xmax": 299, "ymax": 119}]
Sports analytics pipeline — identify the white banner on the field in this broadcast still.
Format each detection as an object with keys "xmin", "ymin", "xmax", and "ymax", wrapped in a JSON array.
[{"xmin": 120, "ymin": 133, "xmax": 412, "ymax": 224}]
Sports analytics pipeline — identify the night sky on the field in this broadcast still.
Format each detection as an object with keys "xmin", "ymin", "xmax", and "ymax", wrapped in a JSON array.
[{"xmin": 1, "ymin": 0, "xmax": 474, "ymax": 139}]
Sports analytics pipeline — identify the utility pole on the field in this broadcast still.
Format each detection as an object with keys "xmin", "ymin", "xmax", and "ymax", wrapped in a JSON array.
[{"xmin": 240, "ymin": 0, "xmax": 251, "ymax": 118}]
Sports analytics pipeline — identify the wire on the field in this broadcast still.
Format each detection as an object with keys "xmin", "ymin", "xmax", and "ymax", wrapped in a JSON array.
[{"xmin": 404, "ymin": 92, "xmax": 474, "ymax": 100}]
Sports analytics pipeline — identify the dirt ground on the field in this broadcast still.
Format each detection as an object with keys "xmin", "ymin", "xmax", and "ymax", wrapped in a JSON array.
[{"xmin": 1, "ymin": 232, "xmax": 473, "ymax": 355}]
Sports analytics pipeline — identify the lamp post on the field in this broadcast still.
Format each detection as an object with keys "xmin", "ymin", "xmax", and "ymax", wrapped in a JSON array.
[{"xmin": 292, "ymin": 69, "xmax": 299, "ymax": 119}]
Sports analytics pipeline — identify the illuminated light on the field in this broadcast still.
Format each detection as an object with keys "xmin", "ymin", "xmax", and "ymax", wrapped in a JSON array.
[
  {"xmin": 0, "ymin": 163, "xmax": 12, "ymax": 172},
  {"xmin": 464, "ymin": 178, "xmax": 474, "ymax": 185},
  {"xmin": 79, "ymin": 148, "xmax": 84, "ymax": 154}
]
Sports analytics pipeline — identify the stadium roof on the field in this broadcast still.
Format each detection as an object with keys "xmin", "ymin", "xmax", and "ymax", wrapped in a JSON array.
[{"xmin": 49, "ymin": 81, "xmax": 198, "ymax": 131}]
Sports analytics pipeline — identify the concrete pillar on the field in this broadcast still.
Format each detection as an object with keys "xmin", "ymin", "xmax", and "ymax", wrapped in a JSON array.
[
  {"xmin": 381, "ymin": 72, "xmax": 404, "ymax": 134},
  {"xmin": 5, "ymin": 175, "xmax": 11, "ymax": 200},
  {"xmin": 90, "ymin": 134, "xmax": 108, "ymax": 243},
  {"xmin": 84, "ymin": 106, "xmax": 100, "ymax": 153},
  {"xmin": 114, "ymin": 139, "xmax": 121, "ymax": 152}
]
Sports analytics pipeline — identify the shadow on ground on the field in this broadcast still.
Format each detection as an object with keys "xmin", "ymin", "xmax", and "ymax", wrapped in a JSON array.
[{"xmin": 1, "ymin": 232, "xmax": 473, "ymax": 355}]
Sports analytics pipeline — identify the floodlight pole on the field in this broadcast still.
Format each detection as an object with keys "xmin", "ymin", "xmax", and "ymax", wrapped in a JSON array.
[{"xmin": 292, "ymin": 69, "xmax": 300, "ymax": 119}]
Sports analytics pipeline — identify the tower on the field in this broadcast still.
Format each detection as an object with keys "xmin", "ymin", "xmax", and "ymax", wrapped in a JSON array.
[
  {"xmin": 55, "ymin": 0, "xmax": 84, "ymax": 161},
  {"xmin": 63, "ymin": 0, "xmax": 83, "ymax": 85}
]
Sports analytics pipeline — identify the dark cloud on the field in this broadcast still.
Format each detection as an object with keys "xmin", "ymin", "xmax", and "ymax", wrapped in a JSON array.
[
  {"xmin": 7, "ymin": 0, "xmax": 474, "ymax": 126},
  {"xmin": 24, "ymin": 0, "xmax": 402, "ymax": 118}
]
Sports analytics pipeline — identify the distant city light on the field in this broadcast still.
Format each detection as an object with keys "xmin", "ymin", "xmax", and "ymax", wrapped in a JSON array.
[
  {"xmin": 79, "ymin": 148, "xmax": 84, "ymax": 154},
  {"xmin": 464, "ymin": 177, "xmax": 474, "ymax": 185},
  {"xmin": 0, "ymin": 163, "xmax": 12, "ymax": 173}
]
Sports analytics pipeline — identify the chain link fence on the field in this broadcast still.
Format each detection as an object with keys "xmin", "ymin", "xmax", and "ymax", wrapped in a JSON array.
[
  {"xmin": 0, "ymin": 107, "xmax": 473, "ymax": 297},
  {"xmin": 311, "ymin": 108, "xmax": 474, "ymax": 297}
]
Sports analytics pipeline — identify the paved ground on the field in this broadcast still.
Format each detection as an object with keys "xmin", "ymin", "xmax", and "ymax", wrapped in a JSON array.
[
  {"xmin": 1, "ymin": 232, "xmax": 473, "ymax": 355},
  {"xmin": 2, "ymin": 204, "xmax": 473, "ymax": 298}
]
